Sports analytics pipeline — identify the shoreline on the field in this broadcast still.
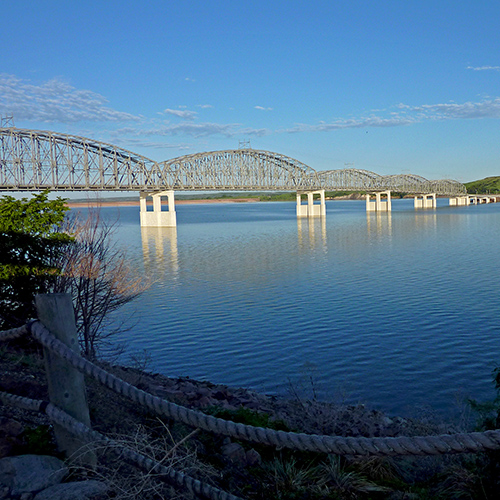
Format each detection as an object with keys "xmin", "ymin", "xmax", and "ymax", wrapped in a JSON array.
[
  {"xmin": 0, "ymin": 340, "xmax": 464, "ymax": 443},
  {"xmin": 65, "ymin": 197, "xmax": 262, "ymax": 208}
]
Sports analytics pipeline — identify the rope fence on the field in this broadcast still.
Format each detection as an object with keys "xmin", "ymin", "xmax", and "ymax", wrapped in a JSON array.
[
  {"xmin": 0, "ymin": 391, "xmax": 241, "ymax": 500},
  {"xmin": 2, "ymin": 293, "xmax": 500, "ymax": 498},
  {"xmin": 24, "ymin": 320, "xmax": 500, "ymax": 457}
]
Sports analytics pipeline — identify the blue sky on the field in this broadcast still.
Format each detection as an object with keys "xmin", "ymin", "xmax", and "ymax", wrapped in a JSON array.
[{"xmin": 2, "ymin": 0, "xmax": 500, "ymax": 183}]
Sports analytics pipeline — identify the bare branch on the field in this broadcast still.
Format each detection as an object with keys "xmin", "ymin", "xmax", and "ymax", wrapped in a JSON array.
[{"xmin": 53, "ymin": 206, "xmax": 150, "ymax": 357}]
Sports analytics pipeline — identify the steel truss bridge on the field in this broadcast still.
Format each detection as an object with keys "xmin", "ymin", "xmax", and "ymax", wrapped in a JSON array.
[{"xmin": 0, "ymin": 127, "xmax": 466, "ymax": 196}]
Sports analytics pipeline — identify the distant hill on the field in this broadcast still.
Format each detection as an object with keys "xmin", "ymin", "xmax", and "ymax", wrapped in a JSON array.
[{"xmin": 464, "ymin": 176, "xmax": 500, "ymax": 194}]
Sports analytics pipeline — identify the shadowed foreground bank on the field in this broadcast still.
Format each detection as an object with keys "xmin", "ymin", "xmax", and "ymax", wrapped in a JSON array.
[{"xmin": 1, "ymin": 339, "xmax": 498, "ymax": 500}]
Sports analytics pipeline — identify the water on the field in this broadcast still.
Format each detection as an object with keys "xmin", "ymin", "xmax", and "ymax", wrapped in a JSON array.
[{"xmin": 77, "ymin": 199, "xmax": 500, "ymax": 417}]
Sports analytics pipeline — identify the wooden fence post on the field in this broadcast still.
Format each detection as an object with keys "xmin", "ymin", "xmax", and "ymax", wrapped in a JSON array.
[{"xmin": 35, "ymin": 293, "xmax": 96, "ymax": 465}]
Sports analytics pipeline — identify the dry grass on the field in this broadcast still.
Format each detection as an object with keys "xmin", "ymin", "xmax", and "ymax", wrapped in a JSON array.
[{"xmin": 68, "ymin": 419, "xmax": 216, "ymax": 500}]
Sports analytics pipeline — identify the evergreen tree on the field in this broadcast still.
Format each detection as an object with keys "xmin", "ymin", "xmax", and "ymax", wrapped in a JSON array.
[{"xmin": 0, "ymin": 191, "xmax": 70, "ymax": 327}]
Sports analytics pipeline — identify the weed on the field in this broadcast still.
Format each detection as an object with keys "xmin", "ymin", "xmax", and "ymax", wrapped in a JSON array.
[
  {"xmin": 205, "ymin": 405, "xmax": 289, "ymax": 431},
  {"xmin": 314, "ymin": 455, "xmax": 391, "ymax": 499},
  {"xmin": 350, "ymin": 456, "xmax": 401, "ymax": 486},
  {"xmin": 431, "ymin": 463, "xmax": 484, "ymax": 499},
  {"xmin": 264, "ymin": 456, "xmax": 318, "ymax": 499},
  {"xmin": 21, "ymin": 425, "xmax": 57, "ymax": 455}
]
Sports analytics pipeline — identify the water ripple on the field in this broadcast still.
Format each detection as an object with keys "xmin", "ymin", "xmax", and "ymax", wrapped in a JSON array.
[{"xmin": 98, "ymin": 201, "xmax": 500, "ymax": 417}]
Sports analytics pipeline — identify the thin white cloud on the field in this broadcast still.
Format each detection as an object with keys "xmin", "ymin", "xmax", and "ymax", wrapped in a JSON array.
[
  {"xmin": 115, "ymin": 123, "xmax": 270, "ymax": 139},
  {"xmin": 146, "ymin": 123, "xmax": 235, "ymax": 137},
  {"xmin": 285, "ymin": 98, "xmax": 500, "ymax": 133},
  {"xmin": 467, "ymin": 65, "xmax": 500, "ymax": 71},
  {"xmin": 238, "ymin": 127, "xmax": 269, "ymax": 137},
  {"xmin": 255, "ymin": 106, "xmax": 273, "ymax": 111},
  {"xmin": 197, "ymin": 104, "xmax": 213, "ymax": 109},
  {"xmin": 149, "ymin": 123, "xmax": 269, "ymax": 138},
  {"xmin": 0, "ymin": 74, "xmax": 139, "ymax": 123},
  {"xmin": 285, "ymin": 115, "xmax": 416, "ymax": 133},
  {"xmin": 411, "ymin": 99, "xmax": 500, "ymax": 119},
  {"xmin": 111, "ymin": 135, "xmax": 191, "ymax": 150},
  {"xmin": 163, "ymin": 108, "xmax": 198, "ymax": 120}
]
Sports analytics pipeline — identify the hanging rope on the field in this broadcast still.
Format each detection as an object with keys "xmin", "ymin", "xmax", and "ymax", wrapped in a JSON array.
[{"xmin": 0, "ymin": 323, "xmax": 29, "ymax": 342}]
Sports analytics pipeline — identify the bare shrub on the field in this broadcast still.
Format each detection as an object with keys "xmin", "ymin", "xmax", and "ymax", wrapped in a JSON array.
[{"xmin": 54, "ymin": 206, "xmax": 150, "ymax": 357}]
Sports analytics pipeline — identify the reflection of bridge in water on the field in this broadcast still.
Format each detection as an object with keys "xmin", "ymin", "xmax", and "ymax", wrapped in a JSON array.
[{"xmin": 0, "ymin": 126, "xmax": 483, "ymax": 227}]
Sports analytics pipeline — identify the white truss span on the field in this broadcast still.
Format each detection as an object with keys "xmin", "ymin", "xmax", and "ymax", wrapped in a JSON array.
[
  {"xmin": 315, "ymin": 169, "xmax": 467, "ymax": 195},
  {"xmin": 0, "ymin": 128, "xmax": 157, "ymax": 191},
  {"xmin": 157, "ymin": 149, "xmax": 318, "ymax": 191},
  {"xmin": 0, "ymin": 127, "xmax": 467, "ymax": 195}
]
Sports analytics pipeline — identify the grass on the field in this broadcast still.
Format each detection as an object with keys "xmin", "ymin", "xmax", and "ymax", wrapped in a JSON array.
[
  {"xmin": 464, "ymin": 176, "xmax": 500, "ymax": 194},
  {"xmin": 205, "ymin": 405, "xmax": 290, "ymax": 431}
]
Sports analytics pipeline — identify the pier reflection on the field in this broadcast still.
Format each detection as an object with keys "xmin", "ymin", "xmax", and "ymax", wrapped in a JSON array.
[
  {"xmin": 141, "ymin": 227, "xmax": 179, "ymax": 277},
  {"xmin": 297, "ymin": 217, "xmax": 327, "ymax": 253},
  {"xmin": 366, "ymin": 212, "xmax": 393, "ymax": 239},
  {"xmin": 413, "ymin": 211, "xmax": 438, "ymax": 235},
  {"xmin": 365, "ymin": 210, "xmax": 439, "ymax": 242}
]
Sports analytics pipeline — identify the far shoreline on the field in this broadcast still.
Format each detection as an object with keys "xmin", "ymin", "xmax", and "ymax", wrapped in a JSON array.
[
  {"xmin": 65, "ymin": 197, "xmax": 262, "ymax": 208},
  {"xmin": 64, "ymin": 192, "xmax": 372, "ymax": 208}
]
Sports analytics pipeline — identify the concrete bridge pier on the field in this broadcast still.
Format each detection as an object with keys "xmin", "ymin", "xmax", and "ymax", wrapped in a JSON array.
[
  {"xmin": 140, "ymin": 190, "xmax": 177, "ymax": 227},
  {"xmin": 414, "ymin": 193, "xmax": 436, "ymax": 209},
  {"xmin": 296, "ymin": 190, "xmax": 326, "ymax": 218},
  {"xmin": 366, "ymin": 191, "xmax": 392, "ymax": 212},
  {"xmin": 449, "ymin": 196, "xmax": 469, "ymax": 206}
]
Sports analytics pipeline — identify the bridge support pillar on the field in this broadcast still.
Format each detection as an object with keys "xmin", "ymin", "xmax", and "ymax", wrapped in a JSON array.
[
  {"xmin": 140, "ymin": 190, "xmax": 177, "ymax": 227},
  {"xmin": 414, "ymin": 193, "xmax": 436, "ymax": 209},
  {"xmin": 366, "ymin": 191, "xmax": 391, "ymax": 212},
  {"xmin": 296, "ymin": 190, "xmax": 326, "ymax": 218},
  {"xmin": 449, "ymin": 196, "xmax": 469, "ymax": 206}
]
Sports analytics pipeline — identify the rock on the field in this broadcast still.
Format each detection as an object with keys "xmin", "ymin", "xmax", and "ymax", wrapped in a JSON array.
[
  {"xmin": 33, "ymin": 480, "xmax": 109, "ymax": 500},
  {"xmin": 0, "ymin": 418, "xmax": 25, "ymax": 459},
  {"xmin": 0, "ymin": 418, "xmax": 24, "ymax": 438},
  {"xmin": 191, "ymin": 396, "xmax": 211, "ymax": 408},
  {"xmin": 178, "ymin": 381, "xmax": 198, "ymax": 393},
  {"xmin": 0, "ymin": 455, "xmax": 68, "ymax": 495},
  {"xmin": 0, "ymin": 440, "xmax": 13, "ymax": 460},
  {"xmin": 213, "ymin": 390, "xmax": 228, "ymax": 400},
  {"xmin": 221, "ymin": 442, "xmax": 246, "ymax": 465},
  {"xmin": 242, "ymin": 401, "xmax": 263, "ymax": 410},
  {"xmin": 245, "ymin": 449, "xmax": 261, "ymax": 467},
  {"xmin": 184, "ymin": 391, "xmax": 199, "ymax": 401},
  {"xmin": 219, "ymin": 400, "xmax": 237, "ymax": 411},
  {"xmin": 147, "ymin": 385, "xmax": 171, "ymax": 398},
  {"xmin": 194, "ymin": 387, "xmax": 211, "ymax": 397}
]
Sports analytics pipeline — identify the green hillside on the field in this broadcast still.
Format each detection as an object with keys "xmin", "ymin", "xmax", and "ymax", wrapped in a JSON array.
[{"xmin": 465, "ymin": 176, "xmax": 500, "ymax": 194}]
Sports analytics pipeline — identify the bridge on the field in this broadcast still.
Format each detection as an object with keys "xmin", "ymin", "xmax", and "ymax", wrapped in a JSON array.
[{"xmin": 0, "ymin": 126, "xmax": 469, "ymax": 226}]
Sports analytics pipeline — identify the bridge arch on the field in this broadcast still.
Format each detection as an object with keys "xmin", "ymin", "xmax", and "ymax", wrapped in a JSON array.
[
  {"xmin": 0, "ymin": 127, "xmax": 158, "ymax": 191},
  {"xmin": 157, "ymin": 149, "xmax": 319, "ymax": 191},
  {"xmin": 316, "ymin": 168, "xmax": 386, "ymax": 191}
]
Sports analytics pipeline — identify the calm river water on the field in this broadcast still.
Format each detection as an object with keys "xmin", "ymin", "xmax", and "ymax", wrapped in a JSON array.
[{"xmin": 82, "ymin": 199, "xmax": 500, "ymax": 417}]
